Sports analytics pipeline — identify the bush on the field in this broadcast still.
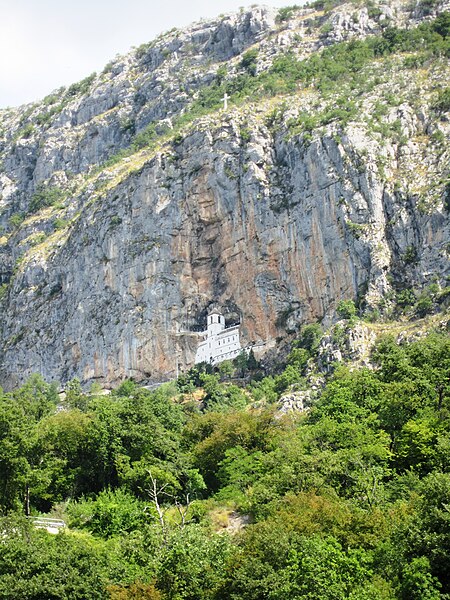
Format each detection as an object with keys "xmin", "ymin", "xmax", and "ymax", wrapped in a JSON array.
[
  {"xmin": 432, "ymin": 10, "xmax": 450, "ymax": 38},
  {"xmin": 337, "ymin": 299, "xmax": 357, "ymax": 320},
  {"xmin": 415, "ymin": 293, "xmax": 434, "ymax": 317},
  {"xmin": 443, "ymin": 181, "xmax": 450, "ymax": 212},
  {"xmin": 8, "ymin": 212, "xmax": 25, "ymax": 229},
  {"xmin": 68, "ymin": 488, "xmax": 147, "ymax": 538},
  {"xmin": 240, "ymin": 49, "xmax": 259, "ymax": 76},
  {"xmin": 67, "ymin": 72, "xmax": 96, "ymax": 97},
  {"xmin": 0, "ymin": 520, "xmax": 108, "ymax": 599},
  {"xmin": 287, "ymin": 347, "xmax": 310, "ymax": 372},
  {"xmin": 249, "ymin": 376, "xmax": 278, "ymax": 403},
  {"xmin": 297, "ymin": 323, "xmax": 323, "ymax": 354},
  {"xmin": 29, "ymin": 184, "xmax": 64, "ymax": 214},
  {"xmin": 53, "ymin": 218, "xmax": 68, "ymax": 231},
  {"xmin": 403, "ymin": 245, "xmax": 418, "ymax": 265},
  {"xmin": 17, "ymin": 123, "xmax": 34, "ymax": 139},
  {"xmin": 396, "ymin": 288, "xmax": 416, "ymax": 309},
  {"xmin": 433, "ymin": 88, "xmax": 450, "ymax": 113},
  {"xmin": 276, "ymin": 5, "xmax": 301, "ymax": 23},
  {"xmin": 108, "ymin": 582, "xmax": 162, "ymax": 599}
]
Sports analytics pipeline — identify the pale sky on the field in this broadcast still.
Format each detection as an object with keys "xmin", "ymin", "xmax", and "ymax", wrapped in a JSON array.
[{"xmin": 0, "ymin": 0, "xmax": 294, "ymax": 108}]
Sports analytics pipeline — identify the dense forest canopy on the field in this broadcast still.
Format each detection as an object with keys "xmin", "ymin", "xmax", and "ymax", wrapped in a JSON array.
[{"xmin": 0, "ymin": 330, "xmax": 449, "ymax": 599}]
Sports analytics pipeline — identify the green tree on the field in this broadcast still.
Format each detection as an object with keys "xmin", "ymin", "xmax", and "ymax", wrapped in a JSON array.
[
  {"xmin": 66, "ymin": 377, "xmax": 88, "ymax": 411},
  {"xmin": 156, "ymin": 524, "xmax": 232, "ymax": 600},
  {"xmin": 11, "ymin": 373, "xmax": 58, "ymax": 422},
  {"xmin": 68, "ymin": 487, "xmax": 148, "ymax": 538},
  {"xmin": 296, "ymin": 323, "xmax": 323, "ymax": 354},
  {"xmin": 0, "ymin": 517, "xmax": 108, "ymax": 599},
  {"xmin": 337, "ymin": 299, "xmax": 357, "ymax": 320},
  {"xmin": 32, "ymin": 409, "xmax": 99, "ymax": 507},
  {"xmin": 271, "ymin": 535, "xmax": 371, "ymax": 600},
  {"xmin": 402, "ymin": 473, "xmax": 450, "ymax": 594},
  {"xmin": 395, "ymin": 418, "xmax": 438, "ymax": 475},
  {"xmin": 240, "ymin": 49, "xmax": 259, "ymax": 76},
  {"xmin": 399, "ymin": 557, "xmax": 441, "ymax": 600},
  {"xmin": 218, "ymin": 360, "xmax": 234, "ymax": 381},
  {"xmin": 233, "ymin": 351, "xmax": 250, "ymax": 377},
  {"xmin": 0, "ymin": 394, "xmax": 34, "ymax": 512},
  {"xmin": 185, "ymin": 410, "xmax": 275, "ymax": 491}
]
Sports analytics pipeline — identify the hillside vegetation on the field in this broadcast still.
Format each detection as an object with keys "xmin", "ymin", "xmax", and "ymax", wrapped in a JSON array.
[{"xmin": 1, "ymin": 320, "xmax": 449, "ymax": 599}]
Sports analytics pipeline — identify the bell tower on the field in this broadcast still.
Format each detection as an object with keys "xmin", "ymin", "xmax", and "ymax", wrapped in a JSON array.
[{"xmin": 207, "ymin": 310, "xmax": 225, "ymax": 336}]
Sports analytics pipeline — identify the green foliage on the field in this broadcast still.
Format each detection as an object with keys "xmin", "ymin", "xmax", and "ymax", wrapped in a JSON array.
[
  {"xmin": 276, "ymin": 5, "xmax": 301, "ymax": 23},
  {"xmin": 218, "ymin": 360, "xmax": 235, "ymax": 380},
  {"xmin": 1, "ymin": 331, "xmax": 449, "ymax": 597},
  {"xmin": 16, "ymin": 123, "xmax": 35, "ymax": 139},
  {"xmin": 432, "ymin": 87, "xmax": 450, "ymax": 112},
  {"xmin": 433, "ymin": 10, "xmax": 450, "ymax": 37},
  {"xmin": 107, "ymin": 581, "xmax": 162, "ymax": 600},
  {"xmin": 218, "ymin": 519, "xmax": 379, "ymax": 600},
  {"xmin": 414, "ymin": 292, "xmax": 434, "ymax": 317},
  {"xmin": 332, "ymin": 322, "xmax": 347, "ymax": 349},
  {"xmin": 67, "ymin": 72, "xmax": 97, "ymax": 97},
  {"xmin": 232, "ymin": 350, "xmax": 257, "ymax": 377},
  {"xmin": 287, "ymin": 347, "xmax": 310, "ymax": 372},
  {"xmin": 132, "ymin": 123, "xmax": 159, "ymax": 151},
  {"xmin": 68, "ymin": 488, "xmax": 148, "ymax": 538},
  {"xmin": 296, "ymin": 323, "xmax": 323, "ymax": 354},
  {"xmin": 403, "ymin": 244, "xmax": 418, "ymax": 265},
  {"xmin": 29, "ymin": 184, "xmax": 64, "ymax": 214},
  {"xmin": 337, "ymin": 299, "xmax": 357, "ymax": 320},
  {"xmin": 396, "ymin": 288, "xmax": 416, "ymax": 309},
  {"xmin": 8, "ymin": 212, "xmax": 25, "ymax": 229},
  {"xmin": 53, "ymin": 217, "xmax": 68, "ymax": 230},
  {"xmin": 184, "ymin": 410, "xmax": 274, "ymax": 492},
  {"xmin": 0, "ymin": 517, "xmax": 108, "ymax": 598},
  {"xmin": 65, "ymin": 377, "xmax": 87, "ymax": 410},
  {"xmin": 201, "ymin": 373, "xmax": 248, "ymax": 413},
  {"xmin": 157, "ymin": 524, "xmax": 232, "ymax": 600},
  {"xmin": 115, "ymin": 378, "xmax": 138, "ymax": 397},
  {"xmin": 443, "ymin": 180, "xmax": 450, "ymax": 212},
  {"xmin": 248, "ymin": 375, "xmax": 278, "ymax": 403},
  {"xmin": 393, "ymin": 285, "xmax": 441, "ymax": 318},
  {"xmin": 177, "ymin": 362, "xmax": 213, "ymax": 393},
  {"xmin": 273, "ymin": 364, "xmax": 306, "ymax": 394},
  {"xmin": 0, "ymin": 283, "xmax": 8, "ymax": 301},
  {"xmin": 43, "ymin": 92, "xmax": 60, "ymax": 106},
  {"xmin": 320, "ymin": 23, "xmax": 333, "ymax": 36},
  {"xmin": 240, "ymin": 49, "xmax": 259, "ymax": 76},
  {"xmin": 270, "ymin": 535, "xmax": 371, "ymax": 600},
  {"xmin": 399, "ymin": 557, "xmax": 441, "ymax": 600},
  {"xmin": 216, "ymin": 65, "xmax": 228, "ymax": 83}
]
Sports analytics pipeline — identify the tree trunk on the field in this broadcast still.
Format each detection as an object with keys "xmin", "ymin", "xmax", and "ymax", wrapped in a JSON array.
[{"xmin": 24, "ymin": 485, "xmax": 30, "ymax": 516}]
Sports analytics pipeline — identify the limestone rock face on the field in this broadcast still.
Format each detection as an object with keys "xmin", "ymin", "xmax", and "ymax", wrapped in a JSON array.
[
  {"xmin": 317, "ymin": 321, "xmax": 378, "ymax": 373},
  {"xmin": 0, "ymin": 1, "xmax": 449, "ymax": 388}
]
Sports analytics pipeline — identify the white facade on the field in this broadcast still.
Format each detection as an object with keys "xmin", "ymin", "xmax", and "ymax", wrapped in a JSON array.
[{"xmin": 195, "ymin": 311, "xmax": 241, "ymax": 365}]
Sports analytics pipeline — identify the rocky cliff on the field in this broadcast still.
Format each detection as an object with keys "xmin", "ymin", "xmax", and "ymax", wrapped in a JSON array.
[{"xmin": 0, "ymin": 0, "xmax": 449, "ymax": 388}]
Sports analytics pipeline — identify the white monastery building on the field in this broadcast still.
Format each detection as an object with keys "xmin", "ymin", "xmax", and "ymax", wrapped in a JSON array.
[{"xmin": 195, "ymin": 310, "xmax": 242, "ymax": 365}]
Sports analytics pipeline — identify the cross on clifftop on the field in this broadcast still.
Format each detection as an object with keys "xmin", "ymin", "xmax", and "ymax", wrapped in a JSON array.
[{"xmin": 222, "ymin": 93, "xmax": 229, "ymax": 110}]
